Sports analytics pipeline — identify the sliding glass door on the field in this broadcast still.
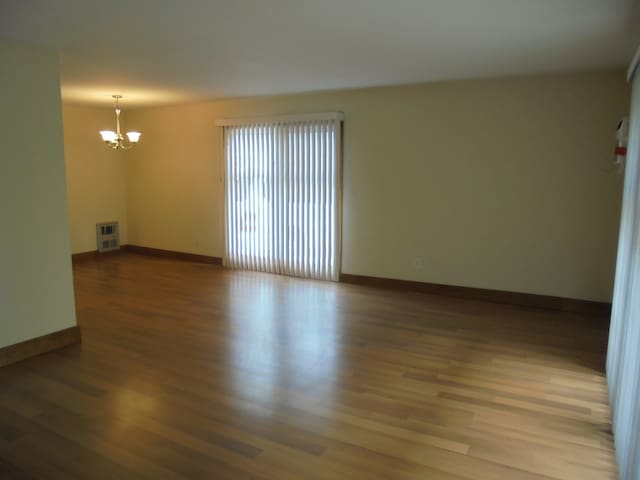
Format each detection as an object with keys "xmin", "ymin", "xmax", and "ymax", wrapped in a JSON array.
[{"xmin": 219, "ymin": 114, "xmax": 343, "ymax": 281}]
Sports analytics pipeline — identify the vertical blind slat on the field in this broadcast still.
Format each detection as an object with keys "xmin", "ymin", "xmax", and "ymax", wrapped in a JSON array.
[
  {"xmin": 239, "ymin": 127, "xmax": 246, "ymax": 270},
  {"xmin": 277, "ymin": 125, "xmax": 285, "ymax": 275},
  {"xmin": 231, "ymin": 127, "xmax": 237, "ymax": 268},
  {"xmin": 333, "ymin": 119, "xmax": 341, "ymax": 281},
  {"xmin": 228, "ymin": 127, "xmax": 235, "ymax": 268},
  {"xmin": 287, "ymin": 124, "xmax": 294, "ymax": 277},
  {"xmin": 259, "ymin": 125, "xmax": 266, "ymax": 273},
  {"xmin": 318, "ymin": 121, "xmax": 326, "ymax": 279},
  {"xmin": 250, "ymin": 126, "xmax": 258, "ymax": 271},
  {"xmin": 305, "ymin": 122, "xmax": 310, "ymax": 277},
  {"xmin": 296, "ymin": 122, "xmax": 302, "ymax": 276},
  {"xmin": 312, "ymin": 124, "xmax": 319, "ymax": 277},
  {"xmin": 267, "ymin": 125, "xmax": 273, "ymax": 273},
  {"xmin": 324, "ymin": 122, "xmax": 331, "ymax": 278}
]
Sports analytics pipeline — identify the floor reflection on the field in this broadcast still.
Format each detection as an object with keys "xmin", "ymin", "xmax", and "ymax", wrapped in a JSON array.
[{"xmin": 227, "ymin": 272, "xmax": 340, "ymax": 415}]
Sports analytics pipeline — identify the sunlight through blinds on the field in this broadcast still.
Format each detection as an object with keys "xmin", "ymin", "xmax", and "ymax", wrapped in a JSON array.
[{"xmin": 218, "ymin": 113, "xmax": 343, "ymax": 281}]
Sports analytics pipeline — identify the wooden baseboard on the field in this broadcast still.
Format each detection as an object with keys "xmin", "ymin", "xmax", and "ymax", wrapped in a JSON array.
[
  {"xmin": 71, "ymin": 249, "xmax": 125, "ymax": 263},
  {"xmin": 124, "ymin": 245, "xmax": 223, "ymax": 265},
  {"xmin": 339, "ymin": 273, "xmax": 611, "ymax": 316},
  {"xmin": 71, "ymin": 250, "xmax": 100, "ymax": 262},
  {"xmin": 0, "ymin": 326, "xmax": 81, "ymax": 368}
]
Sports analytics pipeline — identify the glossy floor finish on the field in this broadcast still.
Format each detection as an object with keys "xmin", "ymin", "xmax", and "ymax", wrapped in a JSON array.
[{"xmin": 0, "ymin": 253, "xmax": 616, "ymax": 479}]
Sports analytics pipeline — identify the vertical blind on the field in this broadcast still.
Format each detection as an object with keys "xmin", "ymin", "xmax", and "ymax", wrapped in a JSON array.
[
  {"xmin": 218, "ymin": 113, "xmax": 343, "ymax": 281},
  {"xmin": 607, "ymin": 51, "xmax": 640, "ymax": 480}
]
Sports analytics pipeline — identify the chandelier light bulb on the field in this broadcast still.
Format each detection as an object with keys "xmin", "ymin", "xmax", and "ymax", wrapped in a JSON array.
[
  {"xmin": 126, "ymin": 131, "xmax": 141, "ymax": 143},
  {"xmin": 99, "ymin": 130, "xmax": 117, "ymax": 143}
]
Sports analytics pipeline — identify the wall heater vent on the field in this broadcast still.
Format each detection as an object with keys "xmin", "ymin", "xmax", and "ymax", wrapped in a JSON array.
[{"xmin": 96, "ymin": 222, "xmax": 120, "ymax": 252}]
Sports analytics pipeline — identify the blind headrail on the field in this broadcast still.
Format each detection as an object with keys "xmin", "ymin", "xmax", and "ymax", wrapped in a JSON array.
[{"xmin": 215, "ymin": 112, "xmax": 344, "ymax": 127}]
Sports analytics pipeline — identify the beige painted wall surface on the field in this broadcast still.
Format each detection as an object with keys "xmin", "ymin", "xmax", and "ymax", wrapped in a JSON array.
[
  {"xmin": 0, "ymin": 40, "xmax": 77, "ymax": 349},
  {"xmin": 63, "ymin": 105, "xmax": 129, "ymax": 254},
  {"xmin": 125, "ymin": 70, "xmax": 628, "ymax": 302}
]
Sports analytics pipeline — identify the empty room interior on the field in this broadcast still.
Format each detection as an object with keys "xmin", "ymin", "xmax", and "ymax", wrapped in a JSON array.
[{"xmin": 2, "ymin": 1, "xmax": 640, "ymax": 479}]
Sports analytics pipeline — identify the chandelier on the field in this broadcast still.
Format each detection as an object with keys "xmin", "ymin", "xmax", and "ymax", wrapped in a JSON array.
[{"xmin": 99, "ymin": 95, "xmax": 141, "ymax": 150}]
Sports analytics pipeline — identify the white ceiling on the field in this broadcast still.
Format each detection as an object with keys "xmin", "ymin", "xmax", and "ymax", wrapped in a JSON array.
[{"xmin": 1, "ymin": 0, "xmax": 639, "ymax": 107}]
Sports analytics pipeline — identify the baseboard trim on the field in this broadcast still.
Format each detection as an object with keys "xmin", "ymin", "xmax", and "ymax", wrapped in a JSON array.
[
  {"xmin": 71, "ymin": 249, "xmax": 125, "ymax": 263},
  {"xmin": 0, "ymin": 326, "xmax": 82, "ymax": 368},
  {"xmin": 71, "ymin": 250, "xmax": 100, "ymax": 262},
  {"xmin": 124, "ymin": 245, "xmax": 223, "ymax": 265},
  {"xmin": 339, "ymin": 273, "xmax": 611, "ymax": 315}
]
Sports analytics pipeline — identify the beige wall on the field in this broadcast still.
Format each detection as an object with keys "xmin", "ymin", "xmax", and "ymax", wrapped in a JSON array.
[
  {"xmin": 114, "ymin": 71, "xmax": 626, "ymax": 302},
  {"xmin": 0, "ymin": 40, "xmax": 77, "ymax": 349},
  {"xmin": 63, "ymin": 105, "xmax": 129, "ymax": 254}
]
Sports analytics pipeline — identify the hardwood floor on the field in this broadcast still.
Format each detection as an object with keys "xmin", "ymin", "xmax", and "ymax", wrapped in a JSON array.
[{"xmin": 0, "ymin": 253, "xmax": 616, "ymax": 479}]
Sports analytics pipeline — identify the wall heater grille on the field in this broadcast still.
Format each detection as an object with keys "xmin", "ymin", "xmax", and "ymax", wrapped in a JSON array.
[{"xmin": 96, "ymin": 222, "xmax": 120, "ymax": 252}]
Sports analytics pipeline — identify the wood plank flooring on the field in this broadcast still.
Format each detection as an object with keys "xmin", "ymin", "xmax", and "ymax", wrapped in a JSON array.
[{"xmin": 0, "ymin": 253, "xmax": 616, "ymax": 479}]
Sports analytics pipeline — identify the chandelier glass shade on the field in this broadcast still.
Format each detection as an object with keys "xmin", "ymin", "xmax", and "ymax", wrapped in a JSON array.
[{"xmin": 99, "ymin": 95, "xmax": 141, "ymax": 150}]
